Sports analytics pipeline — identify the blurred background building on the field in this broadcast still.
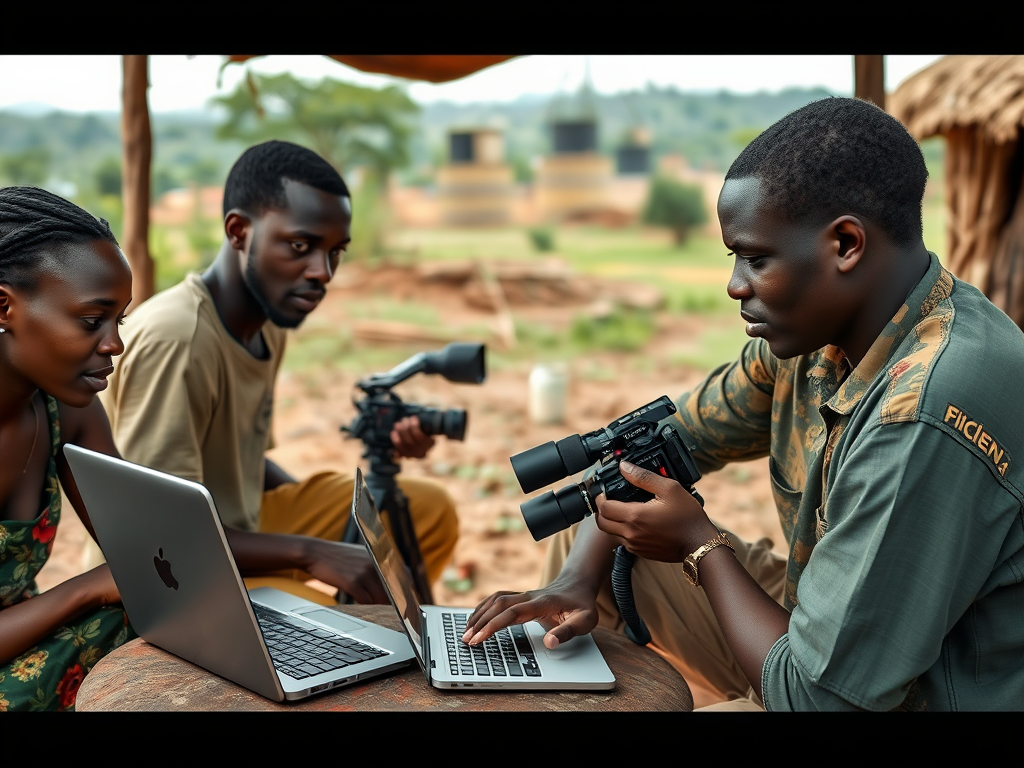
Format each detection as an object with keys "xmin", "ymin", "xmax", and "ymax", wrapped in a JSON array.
[
  {"xmin": 436, "ymin": 127, "xmax": 515, "ymax": 226},
  {"xmin": 534, "ymin": 80, "xmax": 614, "ymax": 222}
]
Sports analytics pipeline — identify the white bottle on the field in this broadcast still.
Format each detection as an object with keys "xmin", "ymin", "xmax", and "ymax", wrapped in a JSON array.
[{"xmin": 528, "ymin": 364, "xmax": 568, "ymax": 425}]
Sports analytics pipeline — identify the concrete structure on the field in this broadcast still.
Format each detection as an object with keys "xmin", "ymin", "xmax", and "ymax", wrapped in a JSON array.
[
  {"xmin": 533, "ymin": 77, "xmax": 617, "ymax": 222},
  {"xmin": 534, "ymin": 118, "xmax": 614, "ymax": 222},
  {"xmin": 436, "ymin": 128, "xmax": 515, "ymax": 226},
  {"xmin": 615, "ymin": 127, "xmax": 652, "ymax": 176}
]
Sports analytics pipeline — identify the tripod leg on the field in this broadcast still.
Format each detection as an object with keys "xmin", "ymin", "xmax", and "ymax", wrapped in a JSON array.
[
  {"xmin": 360, "ymin": 472, "xmax": 435, "ymax": 606},
  {"xmin": 382, "ymin": 485, "xmax": 435, "ymax": 605}
]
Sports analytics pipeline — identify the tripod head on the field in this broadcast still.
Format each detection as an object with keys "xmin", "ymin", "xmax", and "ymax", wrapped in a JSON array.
[
  {"xmin": 355, "ymin": 342, "xmax": 486, "ymax": 393},
  {"xmin": 342, "ymin": 342, "xmax": 487, "ymax": 475}
]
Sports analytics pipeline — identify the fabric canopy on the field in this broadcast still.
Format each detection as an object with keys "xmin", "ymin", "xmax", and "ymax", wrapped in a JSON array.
[{"xmin": 224, "ymin": 55, "xmax": 517, "ymax": 84}]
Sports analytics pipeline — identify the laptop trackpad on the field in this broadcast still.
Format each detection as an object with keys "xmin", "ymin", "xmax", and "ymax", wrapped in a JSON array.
[{"xmin": 295, "ymin": 608, "xmax": 365, "ymax": 634}]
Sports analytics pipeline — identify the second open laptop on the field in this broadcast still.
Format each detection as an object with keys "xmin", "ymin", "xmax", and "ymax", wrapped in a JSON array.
[
  {"xmin": 351, "ymin": 467, "xmax": 616, "ymax": 691},
  {"xmin": 63, "ymin": 444, "xmax": 415, "ymax": 702}
]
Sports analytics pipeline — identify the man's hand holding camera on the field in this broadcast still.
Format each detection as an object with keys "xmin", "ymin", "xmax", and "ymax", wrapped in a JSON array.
[
  {"xmin": 390, "ymin": 415, "xmax": 436, "ymax": 459},
  {"xmin": 595, "ymin": 461, "xmax": 718, "ymax": 563}
]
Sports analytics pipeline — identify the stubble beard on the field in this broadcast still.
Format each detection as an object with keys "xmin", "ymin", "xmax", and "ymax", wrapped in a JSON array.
[{"xmin": 243, "ymin": 247, "xmax": 303, "ymax": 330}]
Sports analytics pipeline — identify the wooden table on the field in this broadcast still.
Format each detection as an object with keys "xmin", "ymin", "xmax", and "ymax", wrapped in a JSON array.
[{"xmin": 75, "ymin": 604, "xmax": 693, "ymax": 712}]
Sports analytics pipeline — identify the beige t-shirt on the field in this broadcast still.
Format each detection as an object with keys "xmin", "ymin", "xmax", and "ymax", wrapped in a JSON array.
[{"xmin": 100, "ymin": 273, "xmax": 287, "ymax": 531}]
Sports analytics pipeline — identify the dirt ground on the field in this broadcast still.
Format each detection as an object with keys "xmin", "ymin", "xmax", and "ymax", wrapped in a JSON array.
[{"xmin": 38, "ymin": 261, "xmax": 787, "ymax": 613}]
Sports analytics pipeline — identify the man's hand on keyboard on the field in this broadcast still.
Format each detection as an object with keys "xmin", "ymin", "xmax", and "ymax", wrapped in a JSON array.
[
  {"xmin": 461, "ymin": 577, "xmax": 600, "ymax": 650},
  {"xmin": 303, "ymin": 540, "xmax": 390, "ymax": 604}
]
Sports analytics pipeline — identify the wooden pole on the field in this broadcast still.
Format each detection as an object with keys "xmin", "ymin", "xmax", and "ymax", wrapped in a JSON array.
[
  {"xmin": 854, "ymin": 55, "xmax": 886, "ymax": 111},
  {"xmin": 121, "ymin": 55, "xmax": 155, "ymax": 306}
]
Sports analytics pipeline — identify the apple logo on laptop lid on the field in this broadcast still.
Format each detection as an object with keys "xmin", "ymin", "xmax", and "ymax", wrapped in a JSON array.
[{"xmin": 154, "ymin": 548, "xmax": 179, "ymax": 590}]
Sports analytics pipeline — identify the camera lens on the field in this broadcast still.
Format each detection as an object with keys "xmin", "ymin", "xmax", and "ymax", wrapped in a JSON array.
[
  {"xmin": 417, "ymin": 408, "xmax": 467, "ymax": 441},
  {"xmin": 520, "ymin": 483, "xmax": 594, "ymax": 541},
  {"xmin": 510, "ymin": 442, "xmax": 567, "ymax": 493},
  {"xmin": 441, "ymin": 409, "xmax": 467, "ymax": 441},
  {"xmin": 554, "ymin": 434, "xmax": 592, "ymax": 476}
]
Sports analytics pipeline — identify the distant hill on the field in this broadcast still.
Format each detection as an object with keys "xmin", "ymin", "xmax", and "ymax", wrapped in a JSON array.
[
  {"xmin": 413, "ymin": 86, "xmax": 839, "ymax": 179},
  {"xmin": 0, "ymin": 108, "xmax": 247, "ymax": 196},
  {"xmin": 1, "ymin": 86, "xmax": 934, "ymax": 199}
]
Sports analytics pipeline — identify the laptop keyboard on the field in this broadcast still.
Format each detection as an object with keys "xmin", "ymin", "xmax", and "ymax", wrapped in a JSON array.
[
  {"xmin": 442, "ymin": 612, "xmax": 541, "ymax": 678},
  {"xmin": 252, "ymin": 603, "xmax": 389, "ymax": 681}
]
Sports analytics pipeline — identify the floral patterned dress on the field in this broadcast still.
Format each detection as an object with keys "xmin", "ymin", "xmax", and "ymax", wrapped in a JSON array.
[{"xmin": 0, "ymin": 394, "xmax": 136, "ymax": 711}]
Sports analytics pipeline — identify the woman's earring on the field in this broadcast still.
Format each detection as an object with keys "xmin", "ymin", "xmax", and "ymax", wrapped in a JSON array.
[{"xmin": 0, "ymin": 327, "xmax": 6, "ymax": 334}]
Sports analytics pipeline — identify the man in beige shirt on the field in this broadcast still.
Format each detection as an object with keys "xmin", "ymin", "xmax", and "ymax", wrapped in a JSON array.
[{"xmin": 99, "ymin": 140, "xmax": 458, "ymax": 605}]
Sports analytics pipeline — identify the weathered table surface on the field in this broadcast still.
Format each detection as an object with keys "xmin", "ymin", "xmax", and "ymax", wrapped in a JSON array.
[{"xmin": 75, "ymin": 604, "xmax": 692, "ymax": 712}]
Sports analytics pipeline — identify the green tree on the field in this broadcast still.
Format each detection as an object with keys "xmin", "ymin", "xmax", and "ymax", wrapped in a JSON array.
[
  {"xmin": 642, "ymin": 176, "xmax": 709, "ymax": 246},
  {"xmin": 187, "ymin": 157, "xmax": 222, "ymax": 187},
  {"xmin": 153, "ymin": 166, "xmax": 179, "ymax": 197},
  {"xmin": 94, "ymin": 156, "xmax": 122, "ymax": 197},
  {"xmin": 0, "ymin": 147, "xmax": 51, "ymax": 186},
  {"xmin": 212, "ymin": 72, "xmax": 419, "ymax": 183},
  {"xmin": 511, "ymin": 154, "xmax": 534, "ymax": 183},
  {"xmin": 729, "ymin": 127, "xmax": 763, "ymax": 151},
  {"xmin": 213, "ymin": 72, "xmax": 419, "ymax": 261}
]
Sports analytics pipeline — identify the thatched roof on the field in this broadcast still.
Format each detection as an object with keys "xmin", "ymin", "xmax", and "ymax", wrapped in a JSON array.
[{"xmin": 889, "ymin": 56, "xmax": 1024, "ymax": 145}]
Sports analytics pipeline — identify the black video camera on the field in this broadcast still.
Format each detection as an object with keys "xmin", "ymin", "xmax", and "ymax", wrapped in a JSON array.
[
  {"xmin": 510, "ymin": 395, "xmax": 703, "ymax": 646},
  {"xmin": 510, "ymin": 395, "xmax": 702, "ymax": 541},
  {"xmin": 342, "ymin": 342, "xmax": 486, "ymax": 457}
]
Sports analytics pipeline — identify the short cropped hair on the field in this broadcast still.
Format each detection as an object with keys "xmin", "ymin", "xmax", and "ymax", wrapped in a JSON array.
[
  {"xmin": 222, "ymin": 140, "xmax": 350, "ymax": 218},
  {"xmin": 0, "ymin": 185, "xmax": 119, "ymax": 289},
  {"xmin": 726, "ymin": 97, "xmax": 928, "ymax": 246}
]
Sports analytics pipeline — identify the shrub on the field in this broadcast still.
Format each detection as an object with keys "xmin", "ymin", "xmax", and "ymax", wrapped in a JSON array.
[
  {"xmin": 527, "ymin": 226, "xmax": 556, "ymax": 252},
  {"xmin": 642, "ymin": 176, "xmax": 709, "ymax": 246}
]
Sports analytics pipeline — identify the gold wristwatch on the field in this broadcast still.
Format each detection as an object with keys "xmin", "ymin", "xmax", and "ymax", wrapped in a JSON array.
[{"xmin": 682, "ymin": 531, "xmax": 734, "ymax": 587}]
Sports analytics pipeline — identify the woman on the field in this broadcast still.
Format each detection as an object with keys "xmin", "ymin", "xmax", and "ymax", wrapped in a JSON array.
[{"xmin": 0, "ymin": 185, "xmax": 136, "ymax": 711}]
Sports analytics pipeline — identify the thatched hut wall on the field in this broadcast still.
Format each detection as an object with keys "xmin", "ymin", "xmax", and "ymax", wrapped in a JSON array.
[{"xmin": 890, "ymin": 56, "xmax": 1024, "ymax": 327}]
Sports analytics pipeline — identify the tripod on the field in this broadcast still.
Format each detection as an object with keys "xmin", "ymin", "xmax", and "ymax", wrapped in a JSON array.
[
  {"xmin": 337, "ymin": 343, "xmax": 486, "ymax": 606},
  {"xmin": 339, "ymin": 444, "xmax": 434, "ymax": 606}
]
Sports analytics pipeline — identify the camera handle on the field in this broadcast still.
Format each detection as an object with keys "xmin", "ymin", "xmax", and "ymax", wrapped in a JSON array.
[
  {"xmin": 339, "ymin": 462, "xmax": 435, "ymax": 607},
  {"xmin": 611, "ymin": 545, "xmax": 652, "ymax": 645},
  {"xmin": 611, "ymin": 485, "xmax": 705, "ymax": 646}
]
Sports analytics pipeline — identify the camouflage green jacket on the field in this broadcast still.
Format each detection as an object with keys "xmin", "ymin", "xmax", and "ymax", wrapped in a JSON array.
[{"xmin": 675, "ymin": 253, "xmax": 1024, "ymax": 711}]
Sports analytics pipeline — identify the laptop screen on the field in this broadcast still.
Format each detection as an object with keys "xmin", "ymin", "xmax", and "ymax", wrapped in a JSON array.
[{"xmin": 352, "ymin": 470, "xmax": 427, "ymax": 667}]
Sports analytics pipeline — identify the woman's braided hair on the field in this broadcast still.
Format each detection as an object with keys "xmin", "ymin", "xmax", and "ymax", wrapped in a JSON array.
[{"xmin": 0, "ymin": 185, "xmax": 120, "ymax": 289}]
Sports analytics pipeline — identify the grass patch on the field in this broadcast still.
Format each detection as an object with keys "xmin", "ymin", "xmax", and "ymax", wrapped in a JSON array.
[
  {"xmin": 669, "ymin": 285, "xmax": 734, "ymax": 315},
  {"xmin": 668, "ymin": 322, "xmax": 751, "ymax": 372},
  {"xmin": 576, "ymin": 359, "xmax": 618, "ymax": 382},
  {"xmin": 282, "ymin": 333, "xmax": 433, "ymax": 379},
  {"xmin": 569, "ymin": 307, "xmax": 656, "ymax": 352},
  {"xmin": 280, "ymin": 334, "xmax": 352, "ymax": 373},
  {"xmin": 347, "ymin": 298, "xmax": 442, "ymax": 326}
]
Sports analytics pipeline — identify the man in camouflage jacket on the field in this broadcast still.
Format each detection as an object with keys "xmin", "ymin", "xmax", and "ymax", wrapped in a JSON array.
[{"xmin": 462, "ymin": 97, "xmax": 1024, "ymax": 711}]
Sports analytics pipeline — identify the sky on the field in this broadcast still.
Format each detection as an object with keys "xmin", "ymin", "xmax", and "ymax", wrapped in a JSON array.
[{"xmin": 0, "ymin": 55, "xmax": 946, "ymax": 114}]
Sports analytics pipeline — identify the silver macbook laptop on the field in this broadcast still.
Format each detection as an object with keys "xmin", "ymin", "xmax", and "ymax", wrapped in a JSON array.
[
  {"xmin": 351, "ymin": 468, "xmax": 616, "ymax": 691},
  {"xmin": 63, "ymin": 445, "xmax": 415, "ymax": 702}
]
